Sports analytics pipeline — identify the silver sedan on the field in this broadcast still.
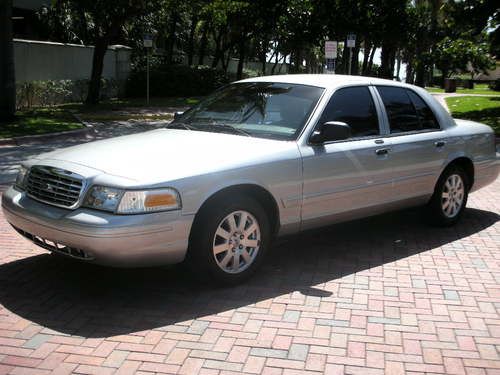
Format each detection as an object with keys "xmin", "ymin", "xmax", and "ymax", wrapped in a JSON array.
[{"xmin": 2, "ymin": 75, "xmax": 499, "ymax": 284}]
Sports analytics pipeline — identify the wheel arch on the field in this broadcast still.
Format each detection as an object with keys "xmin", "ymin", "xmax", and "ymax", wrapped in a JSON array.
[
  {"xmin": 442, "ymin": 156, "xmax": 475, "ymax": 190},
  {"xmin": 189, "ymin": 184, "xmax": 281, "ymax": 243}
]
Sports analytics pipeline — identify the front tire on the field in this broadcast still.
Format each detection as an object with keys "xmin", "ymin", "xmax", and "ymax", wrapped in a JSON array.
[
  {"xmin": 187, "ymin": 194, "xmax": 271, "ymax": 284},
  {"xmin": 427, "ymin": 165, "xmax": 469, "ymax": 226}
]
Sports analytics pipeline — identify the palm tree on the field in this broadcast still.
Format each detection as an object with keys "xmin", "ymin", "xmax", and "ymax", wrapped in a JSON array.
[{"xmin": 0, "ymin": 0, "xmax": 16, "ymax": 120}]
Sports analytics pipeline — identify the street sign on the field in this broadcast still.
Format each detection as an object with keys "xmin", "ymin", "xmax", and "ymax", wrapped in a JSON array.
[
  {"xmin": 325, "ymin": 41, "xmax": 338, "ymax": 59},
  {"xmin": 143, "ymin": 34, "xmax": 153, "ymax": 48},
  {"xmin": 347, "ymin": 33, "xmax": 356, "ymax": 48}
]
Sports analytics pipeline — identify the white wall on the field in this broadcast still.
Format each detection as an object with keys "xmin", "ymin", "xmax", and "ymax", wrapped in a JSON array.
[{"xmin": 14, "ymin": 39, "xmax": 131, "ymax": 83}]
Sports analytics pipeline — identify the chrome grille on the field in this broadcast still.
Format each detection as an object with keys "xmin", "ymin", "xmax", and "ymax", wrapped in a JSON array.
[{"xmin": 26, "ymin": 166, "xmax": 84, "ymax": 208}]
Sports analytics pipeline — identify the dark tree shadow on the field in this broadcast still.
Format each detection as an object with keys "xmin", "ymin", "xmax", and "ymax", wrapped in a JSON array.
[{"xmin": 0, "ymin": 207, "xmax": 497, "ymax": 338}]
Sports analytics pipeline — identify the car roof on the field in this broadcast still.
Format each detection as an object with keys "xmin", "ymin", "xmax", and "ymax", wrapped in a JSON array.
[{"xmin": 238, "ymin": 74, "xmax": 410, "ymax": 90}]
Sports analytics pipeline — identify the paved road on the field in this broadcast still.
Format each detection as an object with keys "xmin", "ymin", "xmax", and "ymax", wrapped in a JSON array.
[{"xmin": 0, "ymin": 118, "xmax": 499, "ymax": 374}]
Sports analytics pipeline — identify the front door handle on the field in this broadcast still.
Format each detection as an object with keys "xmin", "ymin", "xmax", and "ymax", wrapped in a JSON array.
[
  {"xmin": 435, "ymin": 140, "xmax": 446, "ymax": 148},
  {"xmin": 375, "ymin": 148, "xmax": 390, "ymax": 156}
]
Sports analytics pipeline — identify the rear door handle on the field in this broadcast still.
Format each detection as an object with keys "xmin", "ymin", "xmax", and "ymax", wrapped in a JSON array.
[
  {"xmin": 375, "ymin": 148, "xmax": 390, "ymax": 156},
  {"xmin": 435, "ymin": 141, "xmax": 446, "ymax": 147}
]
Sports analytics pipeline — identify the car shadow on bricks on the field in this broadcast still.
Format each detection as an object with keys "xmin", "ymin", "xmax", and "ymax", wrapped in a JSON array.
[{"xmin": 0, "ymin": 207, "xmax": 497, "ymax": 338}]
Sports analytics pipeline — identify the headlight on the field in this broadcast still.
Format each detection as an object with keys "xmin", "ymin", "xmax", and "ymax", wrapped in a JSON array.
[
  {"xmin": 117, "ymin": 188, "xmax": 181, "ymax": 214},
  {"xmin": 84, "ymin": 186, "xmax": 123, "ymax": 212},
  {"xmin": 15, "ymin": 166, "xmax": 29, "ymax": 190},
  {"xmin": 84, "ymin": 186, "xmax": 181, "ymax": 214}
]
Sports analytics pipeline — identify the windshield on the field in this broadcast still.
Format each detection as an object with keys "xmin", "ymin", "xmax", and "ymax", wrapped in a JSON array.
[{"xmin": 173, "ymin": 82, "xmax": 324, "ymax": 140}]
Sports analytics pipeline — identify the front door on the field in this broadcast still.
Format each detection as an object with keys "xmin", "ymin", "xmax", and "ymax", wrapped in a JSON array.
[{"xmin": 299, "ymin": 86, "xmax": 394, "ymax": 230}]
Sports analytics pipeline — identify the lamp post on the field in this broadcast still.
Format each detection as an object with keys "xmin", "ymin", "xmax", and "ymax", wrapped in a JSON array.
[
  {"xmin": 143, "ymin": 34, "xmax": 154, "ymax": 105},
  {"xmin": 347, "ymin": 33, "xmax": 356, "ymax": 75}
]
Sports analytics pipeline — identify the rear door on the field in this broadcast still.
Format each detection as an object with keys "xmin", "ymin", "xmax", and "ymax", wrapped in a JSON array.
[{"xmin": 374, "ymin": 86, "xmax": 446, "ymax": 202}]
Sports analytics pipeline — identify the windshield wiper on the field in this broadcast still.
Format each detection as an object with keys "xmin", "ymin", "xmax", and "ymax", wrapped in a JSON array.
[{"xmin": 165, "ymin": 122, "xmax": 198, "ymax": 131}]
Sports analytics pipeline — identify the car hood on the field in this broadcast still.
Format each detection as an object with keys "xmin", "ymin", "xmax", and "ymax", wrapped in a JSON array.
[{"xmin": 33, "ymin": 129, "xmax": 299, "ymax": 184}]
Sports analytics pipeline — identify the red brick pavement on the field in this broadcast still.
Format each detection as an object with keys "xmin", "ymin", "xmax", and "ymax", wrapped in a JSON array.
[{"xmin": 0, "ymin": 179, "xmax": 499, "ymax": 375}]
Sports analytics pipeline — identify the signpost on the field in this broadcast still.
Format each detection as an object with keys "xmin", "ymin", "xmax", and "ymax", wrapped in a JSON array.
[
  {"xmin": 325, "ymin": 40, "xmax": 338, "ymax": 74},
  {"xmin": 346, "ymin": 33, "xmax": 356, "ymax": 75},
  {"xmin": 143, "ymin": 34, "xmax": 154, "ymax": 105}
]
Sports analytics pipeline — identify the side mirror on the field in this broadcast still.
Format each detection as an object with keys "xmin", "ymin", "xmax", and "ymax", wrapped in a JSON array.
[
  {"xmin": 174, "ymin": 111, "xmax": 184, "ymax": 120},
  {"xmin": 310, "ymin": 121, "xmax": 351, "ymax": 143}
]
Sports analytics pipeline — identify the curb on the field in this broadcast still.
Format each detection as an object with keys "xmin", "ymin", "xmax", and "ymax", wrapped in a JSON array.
[{"xmin": 0, "ymin": 113, "xmax": 95, "ymax": 147}]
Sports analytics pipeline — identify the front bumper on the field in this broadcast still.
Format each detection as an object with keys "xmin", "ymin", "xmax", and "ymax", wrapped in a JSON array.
[{"xmin": 1, "ymin": 187, "xmax": 193, "ymax": 267}]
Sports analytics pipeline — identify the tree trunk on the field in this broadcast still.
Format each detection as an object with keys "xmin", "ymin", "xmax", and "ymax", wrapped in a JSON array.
[
  {"xmin": 211, "ymin": 31, "xmax": 223, "ymax": 68},
  {"xmin": 351, "ymin": 45, "xmax": 360, "ymax": 75},
  {"xmin": 405, "ymin": 61, "xmax": 414, "ymax": 84},
  {"xmin": 260, "ymin": 38, "xmax": 268, "ymax": 75},
  {"xmin": 362, "ymin": 42, "xmax": 371, "ymax": 75},
  {"xmin": 222, "ymin": 49, "xmax": 231, "ymax": 73},
  {"xmin": 198, "ymin": 22, "xmax": 208, "ymax": 66},
  {"xmin": 236, "ymin": 37, "xmax": 246, "ymax": 80},
  {"xmin": 367, "ymin": 45, "xmax": 376, "ymax": 73},
  {"xmin": 86, "ymin": 36, "xmax": 109, "ymax": 105},
  {"xmin": 187, "ymin": 14, "xmax": 198, "ymax": 66},
  {"xmin": 380, "ymin": 44, "xmax": 396, "ymax": 79},
  {"xmin": 165, "ymin": 11, "xmax": 179, "ymax": 65},
  {"xmin": 271, "ymin": 51, "xmax": 281, "ymax": 74},
  {"xmin": 0, "ymin": 0, "xmax": 16, "ymax": 119},
  {"xmin": 395, "ymin": 52, "xmax": 402, "ymax": 80}
]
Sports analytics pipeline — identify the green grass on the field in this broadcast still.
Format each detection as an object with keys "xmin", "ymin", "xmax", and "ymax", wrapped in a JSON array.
[
  {"xmin": 0, "ymin": 109, "xmax": 84, "ymax": 139},
  {"xmin": 426, "ymin": 83, "xmax": 500, "ymax": 96},
  {"xmin": 446, "ymin": 96, "xmax": 500, "ymax": 135}
]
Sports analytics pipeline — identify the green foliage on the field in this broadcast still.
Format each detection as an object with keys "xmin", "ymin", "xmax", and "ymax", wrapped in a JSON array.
[
  {"xmin": 125, "ymin": 65, "xmax": 229, "ymax": 97},
  {"xmin": 16, "ymin": 79, "xmax": 118, "ymax": 109},
  {"xmin": 433, "ymin": 37, "xmax": 495, "ymax": 78},
  {"xmin": 27, "ymin": 0, "xmax": 500, "ymax": 102}
]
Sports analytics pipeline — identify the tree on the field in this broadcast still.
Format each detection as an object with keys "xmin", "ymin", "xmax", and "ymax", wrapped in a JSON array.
[
  {"xmin": 433, "ymin": 37, "xmax": 494, "ymax": 79},
  {"xmin": 52, "ymin": 0, "xmax": 147, "ymax": 104},
  {"xmin": 0, "ymin": 0, "xmax": 16, "ymax": 120}
]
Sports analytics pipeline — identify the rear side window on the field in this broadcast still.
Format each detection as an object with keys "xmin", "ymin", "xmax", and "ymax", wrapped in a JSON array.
[
  {"xmin": 406, "ymin": 90, "xmax": 440, "ymax": 130},
  {"xmin": 319, "ymin": 86, "xmax": 379, "ymax": 138},
  {"xmin": 377, "ymin": 86, "xmax": 419, "ymax": 133}
]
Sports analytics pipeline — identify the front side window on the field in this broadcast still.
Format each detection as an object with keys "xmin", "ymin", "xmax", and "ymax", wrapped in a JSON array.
[
  {"xmin": 318, "ymin": 86, "xmax": 379, "ymax": 138},
  {"xmin": 175, "ymin": 82, "xmax": 324, "ymax": 140},
  {"xmin": 377, "ymin": 86, "xmax": 420, "ymax": 133}
]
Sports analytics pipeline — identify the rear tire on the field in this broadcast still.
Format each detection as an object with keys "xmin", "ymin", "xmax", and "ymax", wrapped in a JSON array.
[
  {"xmin": 187, "ymin": 194, "xmax": 271, "ymax": 285},
  {"xmin": 427, "ymin": 165, "xmax": 469, "ymax": 226}
]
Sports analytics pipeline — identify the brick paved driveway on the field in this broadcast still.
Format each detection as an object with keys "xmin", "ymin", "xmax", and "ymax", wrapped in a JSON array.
[{"xmin": 0, "ymin": 173, "xmax": 499, "ymax": 374}]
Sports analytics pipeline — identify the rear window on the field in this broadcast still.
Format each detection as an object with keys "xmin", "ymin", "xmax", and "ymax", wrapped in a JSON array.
[
  {"xmin": 377, "ymin": 86, "xmax": 440, "ymax": 133},
  {"xmin": 377, "ymin": 86, "xmax": 420, "ymax": 133},
  {"xmin": 406, "ymin": 90, "xmax": 440, "ymax": 130}
]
